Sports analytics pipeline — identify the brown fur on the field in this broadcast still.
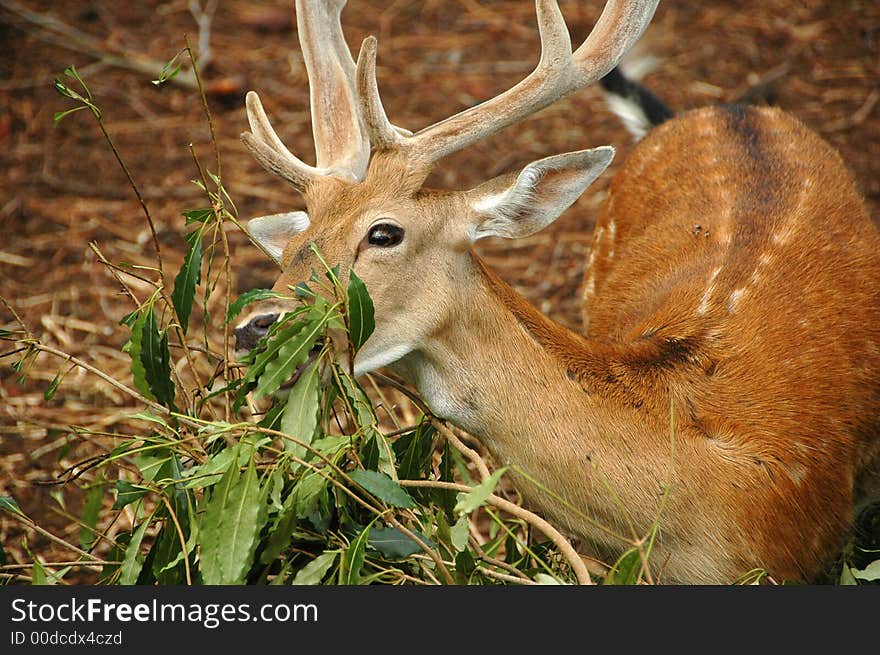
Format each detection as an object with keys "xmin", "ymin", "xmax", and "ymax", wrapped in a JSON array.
[
  {"xmin": 577, "ymin": 105, "xmax": 880, "ymax": 579},
  {"xmin": 244, "ymin": 105, "xmax": 880, "ymax": 583}
]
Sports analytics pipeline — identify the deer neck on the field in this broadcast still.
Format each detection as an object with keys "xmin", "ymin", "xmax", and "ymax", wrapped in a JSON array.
[
  {"xmin": 390, "ymin": 254, "xmax": 621, "ymax": 474},
  {"xmin": 389, "ymin": 253, "xmax": 681, "ymax": 560}
]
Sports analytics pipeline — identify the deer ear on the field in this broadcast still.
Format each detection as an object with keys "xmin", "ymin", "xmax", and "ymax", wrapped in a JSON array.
[
  {"xmin": 467, "ymin": 147, "xmax": 614, "ymax": 241},
  {"xmin": 247, "ymin": 211, "xmax": 310, "ymax": 263}
]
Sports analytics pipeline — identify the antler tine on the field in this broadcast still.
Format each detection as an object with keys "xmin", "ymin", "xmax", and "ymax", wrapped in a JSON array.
[
  {"xmin": 356, "ymin": 36, "xmax": 404, "ymax": 150},
  {"xmin": 241, "ymin": 1, "xmax": 371, "ymax": 187},
  {"xmin": 242, "ymin": 91, "xmax": 325, "ymax": 189},
  {"xmin": 296, "ymin": 0, "xmax": 369, "ymax": 180},
  {"xmin": 402, "ymin": 0, "xmax": 659, "ymax": 164},
  {"xmin": 571, "ymin": 0, "xmax": 656, "ymax": 85}
]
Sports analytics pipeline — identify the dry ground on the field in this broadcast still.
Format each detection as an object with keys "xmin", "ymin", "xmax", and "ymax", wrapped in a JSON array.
[{"xmin": 1, "ymin": 0, "xmax": 878, "ymax": 582}]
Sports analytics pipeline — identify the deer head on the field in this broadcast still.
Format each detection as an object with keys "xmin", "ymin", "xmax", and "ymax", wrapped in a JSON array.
[{"xmin": 234, "ymin": 0, "xmax": 658, "ymax": 376}]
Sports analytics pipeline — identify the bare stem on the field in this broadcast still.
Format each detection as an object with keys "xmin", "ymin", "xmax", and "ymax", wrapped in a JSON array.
[
  {"xmin": 93, "ymin": 118, "xmax": 164, "ymax": 281},
  {"xmin": 160, "ymin": 495, "xmax": 193, "ymax": 585},
  {"xmin": 400, "ymin": 479, "xmax": 593, "ymax": 585},
  {"xmin": 432, "ymin": 418, "xmax": 491, "ymax": 481}
]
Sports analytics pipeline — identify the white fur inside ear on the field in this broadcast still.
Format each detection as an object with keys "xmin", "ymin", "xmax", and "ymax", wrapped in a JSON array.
[
  {"xmin": 247, "ymin": 211, "xmax": 310, "ymax": 262},
  {"xmin": 470, "ymin": 147, "xmax": 614, "ymax": 242}
]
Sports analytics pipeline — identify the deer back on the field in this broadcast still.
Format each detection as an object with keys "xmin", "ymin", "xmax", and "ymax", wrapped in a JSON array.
[{"xmin": 580, "ymin": 104, "xmax": 880, "ymax": 575}]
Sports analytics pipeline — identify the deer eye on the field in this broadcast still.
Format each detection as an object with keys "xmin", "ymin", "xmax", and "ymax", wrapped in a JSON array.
[{"xmin": 367, "ymin": 223, "xmax": 404, "ymax": 248}]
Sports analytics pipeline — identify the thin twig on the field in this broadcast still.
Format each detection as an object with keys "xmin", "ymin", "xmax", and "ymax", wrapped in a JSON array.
[
  {"xmin": 476, "ymin": 566, "xmax": 537, "ymax": 585},
  {"xmin": 433, "ymin": 418, "xmax": 491, "ymax": 481},
  {"xmin": 400, "ymin": 479, "xmax": 593, "ymax": 585},
  {"xmin": 159, "ymin": 495, "xmax": 193, "ymax": 585},
  {"xmin": 0, "ymin": 508, "xmax": 104, "ymax": 563}
]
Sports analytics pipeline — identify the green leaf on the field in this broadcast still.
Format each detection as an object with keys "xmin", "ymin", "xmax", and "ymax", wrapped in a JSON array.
[
  {"xmin": 454, "ymin": 467, "xmax": 508, "ymax": 515},
  {"xmin": 604, "ymin": 548, "xmax": 642, "ymax": 585},
  {"xmin": 337, "ymin": 371, "xmax": 396, "ymax": 478},
  {"xmin": 291, "ymin": 551, "xmax": 338, "ymax": 585},
  {"xmin": 454, "ymin": 550, "xmax": 476, "ymax": 585},
  {"xmin": 181, "ymin": 208, "xmax": 213, "ymax": 225},
  {"xmin": 337, "ymin": 371, "xmax": 376, "ymax": 428},
  {"xmin": 171, "ymin": 230, "xmax": 202, "ymax": 333},
  {"xmin": 226, "ymin": 289, "xmax": 282, "ymax": 325},
  {"xmin": 53, "ymin": 106, "xmax": 87, "ymax": 124},
  {"xmin": 839, "ymin": 564, "xmax": 858, "ymax": 585},
  {"xmin": 311, "ymin": 434, "xmax": 352, "ymax": 457},
  {"xmin": 153, "ymin": 52, "xmax": 183, "ymax": 86},
  {"xmin": 368, "ymin": 526, "xmax": 431, "ymax": 559},
  {"xmin": 255, "ymin": 313, "xmax": 328, "ymax": 400},
  {"xmin": 240, "ymin": 317, "xmax": 306, "ymax": 378},
  {"xmin": 449, "ymin": 515, "xmax": 470, "ymax": 553},
  {"xmin": 346, "ymin": 269, "xmax": 375, "ymax": 352},
  {"xmin": 139, "ymin": 308, "xmax": 176, "ymax": 409},
  {"xmin": 199, "ymin": 455, "xmax": 267, "ymax": 584},
  {"xmin": 112, "ymin": 481, "xmax": 149, "ymax": 510},
  {"xmin": 260, "ymin": 493, "xmax": 298, "ymax": 565},
  {"xmin": 32, "ymin": 559, "xmax": 47, "ymax": 586},
  {"xmin": 133, "ymin": 450, "xmax": 172, "ymax": 482},
  {"xmin": 394, "ymin": 423, "xmax": 435, "ymax": 480},
  {"xmin": 852, "ymin": 559, "xmax": 880, "ymax": 582},
  {"xmin": 126, "ymin": 309, "xmax": 153, "ymax": 401},
  {"xmin": 181, "ymin": 448, "xmax": 238, "ymax": 489},
  {"xmin": 344, "ymin": 524, "xmax": 372, "ymax": 584},
  {"xmin": 349, "ymin": 470, "xmax": 415, "ymax": 509},
  {"xmin": 294, "ymin": 472, "xmax": 330, "ymax": 532},
  {"xmin": 119, "ymin": 520, "xmax": 151, "ymax": 585},
  {"xmin": 79, "ymin": 483, "xmax": 104, "ymax": 550},
  {"xmin": 0, "ymin": 496, "xmax": 23, "ymax": 516},
  {"xmin": 44, "ymin": 368, "xmax": 63, "ymax": 400},
  {"xmin": 63, "ymin": 65, "xmax": 91, "ymax": 97},
  {"xmin": 280, "ymin": 362, "xmax": 321, "ymax": 465}
]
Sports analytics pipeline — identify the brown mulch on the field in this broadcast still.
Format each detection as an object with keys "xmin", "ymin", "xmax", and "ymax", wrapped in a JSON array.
[{"xmin": 1, "ymin": 0, "xmax": 878, "ymax": 582}]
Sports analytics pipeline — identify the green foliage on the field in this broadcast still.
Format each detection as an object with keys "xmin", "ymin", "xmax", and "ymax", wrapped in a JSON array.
[
  {"xmin": 254, "ymin": 311, "xmax": 330, "ymax": 400},
  {"xmin": 454, "ymin": 467, "xmax": 507, "ymax": 515},
  {"xmin": 226, "ymin": 288, "xmax": 282, "ymax": 325},
  {"xmin": 125, "ymin": 302, "xmax": 176, "ymax": 410},
  {"xmin": 349, "ymin": 470, "xmax": 416, "ymax": 509},
  {"xmin": 604, "ymin": 548, "xmax": 643, "ymax": 585},
  {"xmin": 15, "ymin": 62, "xmax": 591, "ymax": 589},
  {"xmin": 200, "ymin": 453, "xmax": 267, "ymax": 584},
  {"xmin": 346, "ymin": 269, "xmax": 375, "ymax": 352},
  {"xmin": 112, "ymin": 481, "xmax": 150, "ymax": 511},
  {"xmin": 0, "ymin": 496, "xmax": 23, "ymax": 516},
  {"xmin": 79, "ymin": 482, "xmax": 105, "ymax": 550},
  {"xmin": 171, "ymin": 229, "xmax": 203, "ymax": 333}
]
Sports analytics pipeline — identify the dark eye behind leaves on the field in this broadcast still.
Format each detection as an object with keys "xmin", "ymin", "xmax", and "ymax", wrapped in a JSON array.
[{"xmin": 367, "ymin": 223, "xmax": 405, "ymax": 248}]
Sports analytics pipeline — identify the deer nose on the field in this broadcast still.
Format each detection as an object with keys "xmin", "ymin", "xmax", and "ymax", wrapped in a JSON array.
[{"xmin": 234, "ymin": 313, "xmax": 279, "ymax": 353}]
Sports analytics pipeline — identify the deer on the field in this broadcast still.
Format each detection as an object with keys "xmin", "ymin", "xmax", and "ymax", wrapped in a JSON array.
[{"xmin": 232, "ymin": 0, "xmax": 880, "ymax": 584}]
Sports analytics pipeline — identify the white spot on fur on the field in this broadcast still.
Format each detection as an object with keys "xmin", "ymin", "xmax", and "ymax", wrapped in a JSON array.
[
  {"xmin": 786, "ymin": 462, "xmax": 807, "ymax": 485},
  {"xmin": 583, "ymin": 274, "xmax": 596, "ymax": 301},
  {"xmin": 771, "ymin": 226, "xmax": 794, "ymax": 246},
  {"xmin": 607, "ymin": 219, "xmax": 617, "ymax": 259},
  {"xmin": 727, "ymin": 287, "xmax": 746, "ymax": 313},
  {"xmin": 586, "ymin": 247, "xmax": 598, "ymax": 269},
  {"xmin": 697, "ymin": 266, "xmax": 723, "ymax": 315}
]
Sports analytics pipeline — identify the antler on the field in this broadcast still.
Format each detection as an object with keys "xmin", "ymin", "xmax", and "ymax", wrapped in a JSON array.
[
  {"xmin": 357, "ymin": 0, "xmax": 659, "ymax": 164},
  {"xmin": 243, "ymin": 0, "xmax": 658, "ymax": 187},
  {"xmin": 242, "ymin": 0, "xmax": 370, "ymax": 187}
]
